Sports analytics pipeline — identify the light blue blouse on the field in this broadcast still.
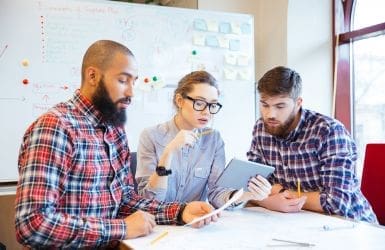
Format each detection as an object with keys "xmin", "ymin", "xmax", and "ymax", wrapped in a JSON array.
[{"xmin": 136, "ymin": 119, "xmax": 233, "ymax": 208}]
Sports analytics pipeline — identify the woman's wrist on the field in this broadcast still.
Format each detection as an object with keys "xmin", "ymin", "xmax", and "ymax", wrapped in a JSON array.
[{"xmin": 159, "ymin": 148, "xmax": 173, "ymax": 169}]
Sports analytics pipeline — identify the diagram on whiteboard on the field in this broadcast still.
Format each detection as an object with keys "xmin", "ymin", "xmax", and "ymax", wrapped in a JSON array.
[{"xmin": 0, "ymin": 0, "xmax": 255, "ymax": 182}]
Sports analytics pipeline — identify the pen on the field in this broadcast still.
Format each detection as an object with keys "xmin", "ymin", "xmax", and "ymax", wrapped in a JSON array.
[
  {"xmin": 271, "ymin": 238, "xmax": 316, "ymax": 247},
  {"xmin": 150, "ymin": 230, "xmax": 168, "ymax": 245},
  {"xmin": 323, "ymin": 223, "xmax": 356, "ymax": 231},
  {"xmin": 196, "ymin": 129, "xmax": 213, "ymax": 137},
  {"xmin": 297, "ymin": 178, "xmax": 301, "ymax": 197},
  {"xmin": 0, "ymin": 44, "xmax": 8, "ymax": 58}
]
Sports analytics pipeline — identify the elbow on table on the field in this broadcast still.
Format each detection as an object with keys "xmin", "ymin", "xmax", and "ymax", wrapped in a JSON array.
[{"xmin": 15, "ymin": 214, "xmax": 45, "ymax": 247}]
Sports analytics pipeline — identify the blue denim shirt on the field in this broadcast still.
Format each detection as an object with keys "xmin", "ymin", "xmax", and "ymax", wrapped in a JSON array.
[{"xmin": 136, "ymin": 119, "xmax": 233, "ymax": 208}]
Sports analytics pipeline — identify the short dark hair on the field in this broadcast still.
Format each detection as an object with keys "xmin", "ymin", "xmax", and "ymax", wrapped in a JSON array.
[
  {"xmin": 81, "ymin": 40, "xmax": 134, "ymax": 82},
  {"xmin": 257, "ymin": 66, "xmax": 302, "ymax": 99},
  {"xmin": 173, "ymin": 71, "xmax": 219, "ymax": 108}
]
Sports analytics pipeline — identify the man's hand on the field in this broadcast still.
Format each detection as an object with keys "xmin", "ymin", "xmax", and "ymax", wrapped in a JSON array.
[
  {"xmin": 258, "ymin": 190, "xmax": 307, "ymax": 212},
  {"xmin": 182, "ymin": 201, "xmax": 219, "ymax": 228},
  {"xmin": 124, "ymin": 210, "xmax": 156, "ymax": 239},
  {"xmin": 270, "ymin": 183, "xmax": 284, "ymax": 195}
]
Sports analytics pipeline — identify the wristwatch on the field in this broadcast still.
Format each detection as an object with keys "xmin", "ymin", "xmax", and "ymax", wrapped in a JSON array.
[{"xmin": 155, "ymin": 166, "xmax": 172, "ymax": 176}]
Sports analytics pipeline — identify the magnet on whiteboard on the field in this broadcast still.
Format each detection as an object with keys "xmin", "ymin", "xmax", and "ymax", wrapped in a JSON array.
[{"xmin": 21, "ymin": 59, "xmax": 29, "ymax": 67}]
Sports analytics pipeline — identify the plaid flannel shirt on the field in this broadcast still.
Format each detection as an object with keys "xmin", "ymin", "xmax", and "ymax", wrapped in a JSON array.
[
  {"xmin": 247, "ymin": 108, "xmax": 377, "ymax": 223},
  {"xmin": 15, "ymin": 90, "xmax": 183, "ymax": 248}
]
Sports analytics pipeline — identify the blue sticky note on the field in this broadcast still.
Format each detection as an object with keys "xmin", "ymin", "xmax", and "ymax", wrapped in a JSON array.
[
  {"xmin": 241, "ymin": 23, "xmax": 252, "ymax": 34},
  {"xmin": 194, "ymin": 19, "xmax": 207, "ymax": 31},
  {"xmin": 219, "ymin": 22, "xmax": 231, "ymax": 34},
  {"xmin": 229, "ymin": 39, "xmax": 240, "ymax": 51},
  {"xmin": 206, "ymin": 35, "xmax": 219, "ymax": 47}
]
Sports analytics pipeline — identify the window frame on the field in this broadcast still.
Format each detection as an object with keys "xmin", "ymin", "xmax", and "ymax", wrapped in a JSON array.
[{"xmin": 333, "ymin": 0, "xmax": 385, "ymax": 133}]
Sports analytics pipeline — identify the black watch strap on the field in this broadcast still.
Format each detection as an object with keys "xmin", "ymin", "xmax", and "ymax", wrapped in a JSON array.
[
  {"xmin": 156, "ymin": 166, "xmax": 172, "ymax": 176},
  {"xmin": 176, "ymin": 203, "xmax": 187, "ymax": 225}
]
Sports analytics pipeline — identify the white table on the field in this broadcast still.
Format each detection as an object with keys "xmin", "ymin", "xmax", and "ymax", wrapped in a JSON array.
[{"xmin": 123, "ymin": 207, "xmax": 385, "ymax": 249}]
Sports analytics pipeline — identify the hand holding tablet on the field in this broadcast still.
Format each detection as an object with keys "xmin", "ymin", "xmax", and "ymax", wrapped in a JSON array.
[{"xmin": 216, "ymin": 158, "xmax": 275, "ymax": 190}]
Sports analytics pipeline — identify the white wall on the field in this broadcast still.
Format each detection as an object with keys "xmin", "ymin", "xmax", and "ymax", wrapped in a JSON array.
[
  {"xmin": 199, "ymin": 0, "xmax": 333, "ymax": 116},
  {"xmin": 198, "ymin": 0, "xmax": 288, "ymax": 80},
  {"xmin": 287, "ymin": 0, "xmax": 333, "ymax": 116}
]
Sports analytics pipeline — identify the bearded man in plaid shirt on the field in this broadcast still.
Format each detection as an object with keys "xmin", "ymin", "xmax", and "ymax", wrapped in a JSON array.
[{"xmin": 15, "ymin": 40, "xmax": 220, "ymax": 249}]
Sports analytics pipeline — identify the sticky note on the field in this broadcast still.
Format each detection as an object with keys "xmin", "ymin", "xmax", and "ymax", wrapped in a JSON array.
[
  {"xmin": 223, "ymin": 68, "xmax": 237, "ymax": 80},
  {"xmin": 219, "ymin": 22, "xmax": 231, "ymax": 34},
  {"xmin": 229, "ymin": 39, "xmax": 240, "ymax": 51},
  {"xmin": 238, "ymin": 69, "xmax": 251, "ymax": 80},
  {"xmin": 217, "ymin": 36, "xmax": 229, "ymax": 48},
  {"xmin": 207, "ymin": 20, "xmax": 219, "ymax": 32},
  {"xmin": 193, "ymin": 19, "xmax": 207, "ymax": 31},
  {"xmin": 224, "ymin": 54, "xmax": 237, "ymax": 65},
  {"xmin": 241, "ymin": 23, "xmax": 252, "ymax": 34},
  {"xmin": 237, "ymin": 55, "xmax": 250, "ymax": 66},
  {"xmin": 206, "ymin": 35, "xmax": 219, "ymax": 47},
  {"xmin": 230, "ymin": 22, "xmax": 241, "ymax": 34},
  {"xmin": 193, "ymin": 34, "xmax": 205, "ymax": 46},
  {"xmin": 193, "ymin": 63, "xmax": 206, "ymax": 71}
]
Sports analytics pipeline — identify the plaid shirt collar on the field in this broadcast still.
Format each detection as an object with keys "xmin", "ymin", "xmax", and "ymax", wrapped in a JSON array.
[{"xmin": 73, "ymin": 89, "xmax": 104, "ymax": 127}]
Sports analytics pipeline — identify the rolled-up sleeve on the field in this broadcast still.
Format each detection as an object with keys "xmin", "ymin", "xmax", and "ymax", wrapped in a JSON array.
[
  {"xmin": 318, "ymin": 124, "xmax": 359, "ymax": 216},
  {"xmin": 206, "ymin": 134, "xmax": 233, "ymax": 208},
  {"xmin": 136, "ymin": 129, "xmax": 168, "ymax": 200}
]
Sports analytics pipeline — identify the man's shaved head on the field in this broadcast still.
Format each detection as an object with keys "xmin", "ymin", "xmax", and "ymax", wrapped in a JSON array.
[{"xmin": 81, "ymin": 40, "xmax": 134, "ymax": 83}]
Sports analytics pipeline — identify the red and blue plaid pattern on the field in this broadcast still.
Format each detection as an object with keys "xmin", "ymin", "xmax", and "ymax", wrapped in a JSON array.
[{"xmin": 15, "ymin": 90, "xmax": 182, "ymax": 248}]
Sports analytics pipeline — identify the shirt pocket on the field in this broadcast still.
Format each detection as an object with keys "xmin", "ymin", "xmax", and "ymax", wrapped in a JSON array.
[{"xmin": 194, "ymin": 167, "xmax": 210, "ymax": 179}]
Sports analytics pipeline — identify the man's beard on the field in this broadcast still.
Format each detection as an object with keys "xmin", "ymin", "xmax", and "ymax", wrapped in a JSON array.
[
  {"xmin": 263, "ymin": 108, "xmax": 296, "ymax": 138},
  {"xmin": 92, "ymin": 78, "xmax": 130, "ymax": 126}
]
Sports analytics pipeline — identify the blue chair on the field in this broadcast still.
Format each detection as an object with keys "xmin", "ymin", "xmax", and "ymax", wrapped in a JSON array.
[{"xmin": 361, "ymin": 143, "xmax": 385, "ymax": 225}]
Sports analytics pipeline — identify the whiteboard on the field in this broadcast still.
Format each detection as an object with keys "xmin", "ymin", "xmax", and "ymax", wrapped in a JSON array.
[{"xmin": 0, "ymin": 0, "xmax": 255, "ymax": 182}]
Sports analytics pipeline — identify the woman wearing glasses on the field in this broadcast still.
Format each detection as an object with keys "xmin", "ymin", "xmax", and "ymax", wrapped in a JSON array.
[{"xmin": 135, "ymin": 71, "xmax": 271, "ymax": 208}]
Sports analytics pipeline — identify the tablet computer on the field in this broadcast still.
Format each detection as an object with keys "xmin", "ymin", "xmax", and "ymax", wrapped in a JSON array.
[{"xmin": 216, "ymin": 158, "xmax": 275, "ymax": 190}]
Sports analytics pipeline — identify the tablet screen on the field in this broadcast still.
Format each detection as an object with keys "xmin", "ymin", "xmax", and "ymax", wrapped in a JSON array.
[{"xmin": 215, "ymin": 158, "xmax": 275, "ymax": 190}]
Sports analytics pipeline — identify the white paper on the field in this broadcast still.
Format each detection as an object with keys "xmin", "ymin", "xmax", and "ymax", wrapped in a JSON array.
[{"xmin": 185, "ymin": 188, "xmax": 244, "ymax": 226}]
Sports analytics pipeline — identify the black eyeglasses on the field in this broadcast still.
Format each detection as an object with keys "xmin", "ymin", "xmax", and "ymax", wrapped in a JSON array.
[{"xmin": 184, "ymin": 95, "xmax": 222, "ymax": 114}]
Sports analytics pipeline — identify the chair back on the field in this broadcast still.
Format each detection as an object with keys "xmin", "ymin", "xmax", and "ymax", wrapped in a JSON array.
[
  {"xmin": 130, "ymin": 152, "xmax": 138, "ymax": 192},
  {"xmin": 361, "ymin": 143, "xmax": 385, "ymax": 225}
]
